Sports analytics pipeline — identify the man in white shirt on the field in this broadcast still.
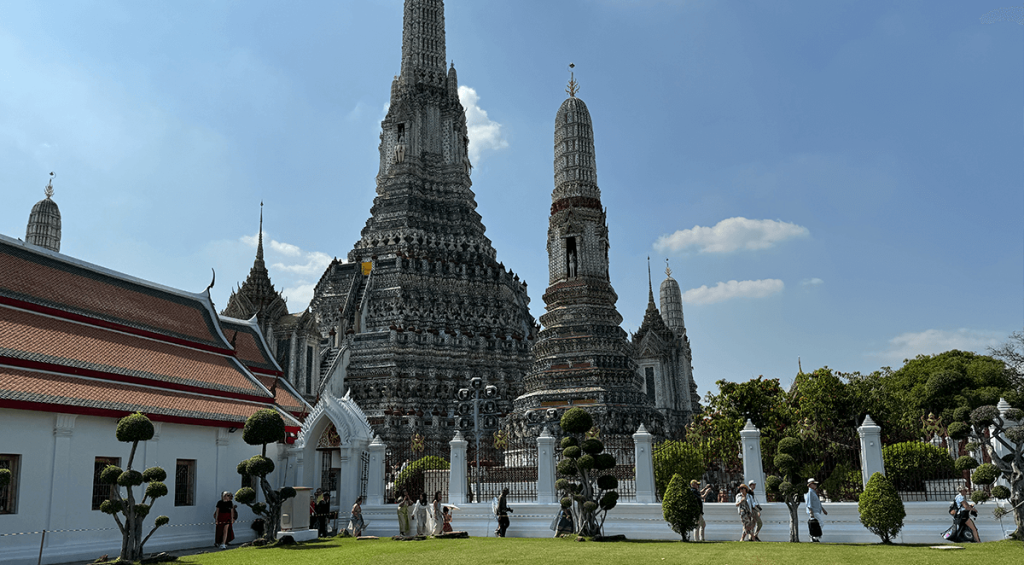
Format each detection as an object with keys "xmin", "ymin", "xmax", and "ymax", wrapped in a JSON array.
[
  {"xmin": 746, "ymin": 480, "xmax": 763, "ymax": 541},
  {"xmin": 806, "ymin": 478, "xmax": 827, "ymax": 542}
]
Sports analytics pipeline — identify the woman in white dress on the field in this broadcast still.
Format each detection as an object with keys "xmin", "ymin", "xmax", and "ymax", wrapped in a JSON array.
[
  {"xmin": 430, "ymin": 491, "xmax": 444, "ymax": 536},
  {"xmin": 413, "ymin": 492, "xmax": 430, "ymax": 536}
]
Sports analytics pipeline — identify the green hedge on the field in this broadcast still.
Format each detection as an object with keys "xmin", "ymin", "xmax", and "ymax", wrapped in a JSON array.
[
  {"xmin": 882, "ymin": 441, "xmax": 955, "ymax": 491},
  {"xmin": 395, "ymin": 455, "xmax": 450, "ymax": 489}
]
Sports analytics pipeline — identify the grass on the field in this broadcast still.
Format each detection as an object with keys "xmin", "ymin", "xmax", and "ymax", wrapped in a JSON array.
[{"xmin": 177, "ymin": 536, "xmax": 1021, "ymax": 565}]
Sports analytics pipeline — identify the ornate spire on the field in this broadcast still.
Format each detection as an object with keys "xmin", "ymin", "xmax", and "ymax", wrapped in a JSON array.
[
  {"xmin": 257, "ymin": 201, "xmax": 264, "ymax": 264},
  {"xmin": 665, "ymin": 258, "xmax": 673, "ymax": 279},
  {"xmin": 647, "ymin": 256, "xmax": 655, "ymax": 306},
  {"xmin": 44, "ymin": 172, "xmax": 55, "ymax": 199},
  {"xmin": 400, "ymin": 0, "xmax": 447, "ymax": 87},
  {"xmin": 566, "ymin": 63, "xmax": 580, "ymax": 98},
  {"xmin": 26, "ymin": 172, "xmax": 62, "ymax": 252}
]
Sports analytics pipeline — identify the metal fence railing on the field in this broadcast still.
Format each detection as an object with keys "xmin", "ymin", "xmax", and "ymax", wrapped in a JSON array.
[
  {"xmin": 468, "ymin": 432, "xmax": 537, "ymax": 503},
  {"xmin": 385, "ymin": 434, "xmax": 450, "ymax": 504}
]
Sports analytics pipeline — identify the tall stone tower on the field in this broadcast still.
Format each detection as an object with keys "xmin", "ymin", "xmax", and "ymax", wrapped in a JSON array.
[
  {"xmin": 310, "ymin": 0, "xmax": 535, "ymax": 444},
  {"xmin": 633, "ymin": 262, "xmax": 699, "ymax": 435},
  {"xmin": 26, "ymin": 174, "xmax": 61, "ymax": 253},
  {"xmin": 507, "ymin": 83, "xmax": 664, "ymax": 439}
]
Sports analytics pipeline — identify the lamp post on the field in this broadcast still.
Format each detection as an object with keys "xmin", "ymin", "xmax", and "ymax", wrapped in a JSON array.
[{"xmin": 458, "ymin": 377, "xmax": 498, "ymax": 503}]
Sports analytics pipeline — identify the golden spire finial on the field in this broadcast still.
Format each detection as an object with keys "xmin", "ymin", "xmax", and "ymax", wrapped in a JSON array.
[
  {"xmin": 665, "ymin": 258, "xmax": 673, "ymax": 279},
  {"xmin": 566, "ymin": 63, "xmax": 580, "ymax": 98},
  {"xmin": 44, "ymin": 172, "xmax": 55, "ymax": 199}
]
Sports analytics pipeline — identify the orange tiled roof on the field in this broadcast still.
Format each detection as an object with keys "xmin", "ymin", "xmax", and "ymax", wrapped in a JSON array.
[
  {"xmin": 0, "ymin": 366, "xmax": 278, "ymax": 425},
  {"xmin": 0, "ymin": 305, "xmax": 269, "ymax": 400},
  {"xmin": 0, "ymin": 238, "xmax": 228, "ymax": 351},
  {"xmin": 255, "ymin": 375, "xmax": 308, "ymax": 415},
  {"xmin": 220, "ymin": 317, "xmax": 282, "ymax": 376}
]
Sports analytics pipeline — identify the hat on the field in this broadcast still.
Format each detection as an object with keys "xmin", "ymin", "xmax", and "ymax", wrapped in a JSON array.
[
  {"xmin": 748, "ymin": 480, "xmax": 756, "ymax": 486},
  {"xmin": 690, "ymin": 480, "xmax": 700, "ymax": 488},
  {"xmin": 737, "ymin": 483, "xmax": 749, "ymax": 491},
  {"xmin": 807, "ymin": 478, "xmax": 817, "ymax": 486}
]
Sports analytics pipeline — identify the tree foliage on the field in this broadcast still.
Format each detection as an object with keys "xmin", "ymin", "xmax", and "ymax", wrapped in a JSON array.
[
  {"xmin": 102, "ymin": 413, "xmax": 169, "ymax": 562},
  {"xmin": 858, "ymin": 472, "xmax": 905, "ymax": 543},
  {"xmin": 882, "ymin": 441, "xmax": 955, "ymax": 491},
  {"xmin": 555, "ymin": 408, "xmax": 617, "ymax": 537},
  {"xmin": 394, "ymin": 455, "xmax": 450, "ymax": 494},
  {"xmin": 765, "ymin": 435, "xmax": 807, "ymax": 542},
  {"xmin": 235, "ymin": 409, "xmax": 295, "ymax": 540},
  {"xmin": 653, "ymin": 441, "xmax": 704, "ymax": 499},
  {"xmin": 661, "ymin": 474, "xmax": 701, "ymax": 541}
]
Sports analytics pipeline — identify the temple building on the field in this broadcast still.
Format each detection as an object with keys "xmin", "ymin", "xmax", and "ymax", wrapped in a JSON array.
[
  {"xmin": 25, "ymin": 174, "xmax": 61, "ymax": 253},
  {"xmin": 307, "ymin": 0, "xmax": 536, "ymax": 446},
  {"xmin": 223, "ymin": 205, "xmax": 322, "ymax": 401},
  {"xmin": 507, "ymin": 81, "xmax": 666, "ymax": 439},
  {"xmin": 631, "ymin": 262, "xmax": 700, "ymax": 435}
]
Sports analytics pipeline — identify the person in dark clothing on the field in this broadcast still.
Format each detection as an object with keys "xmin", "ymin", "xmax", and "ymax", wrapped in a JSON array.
[
  {"xmin": 690, "ymin": 480, "xmax": 706, "ymax": 541},
  {"xmin": 496, "ymin": 487, "xmax": 513, "ymax": 537},
  {"xmin": 315, "ymin": 492, "xmax": 331, "ymax": 537}
]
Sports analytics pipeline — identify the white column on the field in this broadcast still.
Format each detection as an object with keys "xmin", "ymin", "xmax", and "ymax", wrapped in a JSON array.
[
  {"xmin": 48, "ymin": 414, "xmax": 77, "ymax": 536},
  {"xmin": 448, "ymin": 431, "xmax": 468, "ymax": 504},
  {"xmin": 857, "ymin": 415, "xmax": 885, "ymax": 488},
  {"xmin": 367, "ymin": 437, "xmax": 386, "ymax": 505},
  {"xmin": 992, "ymin": 399, "xmax": 1016, "ymax": 490},
  {"xmin": 633, "ymin": 424, "xmax": 656, "ymax": 503},
  {"xmin": 536, "ymin": 427, "xmax": 557, "ymax": 504},
  {"xmin": 739, "ymin": 419, "xmax": 765, "ymax": 491},
  {"xmin": 216, "ymin": 427, "xmax": 230, "ymax": 496}
]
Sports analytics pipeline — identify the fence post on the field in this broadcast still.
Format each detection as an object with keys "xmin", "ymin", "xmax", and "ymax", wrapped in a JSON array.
[
  {"xmin": 992, "ymin": 399, "xmax": 1016, "ymax": 489},
  {"xmin": 857, "ymin": 415, "xmax": 885, "ymax": 488},
  {"xmin": 739, "ymin": 419, "xmax": 765, "ymax": 492},
  {"xmin": 448, "ymin": 431, "xmax": 468, "ymax": 504},
  {"xmin": 633, "ymin": 424, "xmax": 656, "ymax": 503},
  {"xmin": 366, "ymin": 436, "xmax": 386, "ymax": 505},
  {"xmin": 536, "ymin": 427, "xmax": 557, "ymax": 503}
]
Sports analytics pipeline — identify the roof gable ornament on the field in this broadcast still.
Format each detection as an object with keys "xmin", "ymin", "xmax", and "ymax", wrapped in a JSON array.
[
  {"xmin": 45, "ymin": 172, "xmax": 55, "ymax": 199},
  {"xmin": 665, "ymin": 258, "xmax": 673, "ymax": 280},
  {"xmin": 566, "ymin": 63, "xmax": 580, "ymax": 98}
]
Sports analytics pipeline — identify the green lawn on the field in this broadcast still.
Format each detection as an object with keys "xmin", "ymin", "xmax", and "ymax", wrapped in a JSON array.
[{"xmin": 178, "ymin": 536, "xmax": 1020, "ymax": 565}]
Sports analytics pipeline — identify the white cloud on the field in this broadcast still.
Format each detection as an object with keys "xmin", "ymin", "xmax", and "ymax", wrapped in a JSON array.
[
  {"xmin": 272, "ymin": 251, "xmax": 332, "ymax": 277},
  {"xmin": 654, "ymin": 217, "xmax": 809, "ymax": 254},
  {"xmin": 872, "ymin": 329, "xmax": 1007, "ymax": 365},
  {"xmin": 801, "ymin": 278, "xmax": 824, "ymax": 286},
  {"xmin": 281, "ymin": 283, "xmax": 317, "ymax": 309},
  {"xmin": 458, "ymin": 85, "xmax": 508, "ymax": 163},
  {"xmin": 269, "ymin": 240, "xmax": 302, "ymax": 257},
  {"xmin": 682, "ymin": 279, "xmax": 785, "ymax": 305}
]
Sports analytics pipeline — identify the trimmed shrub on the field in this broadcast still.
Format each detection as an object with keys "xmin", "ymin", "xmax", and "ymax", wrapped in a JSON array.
[
  {"xmin": 242, "ymin": 408, "xmax": 286, "ymax": 447},
  {"xmin": 235, "ymin": 487, "xmax": 257, "ymax": 505},
  {"xmin": 246, "ymin": 455, "xmax": 276, "ymax": 478},
  {"xmin": 597, "ymin": 475, "xmax": 618, "ymax": 490},
  {"xmin": 561, "ymin": 437, "xmax": 578, "ymax": 449},
  {"xmin": 99, "ymin": 465, "xmax": 123, "ymax": 485},
  {"xmin": 971, "ymin": 463, "xmax": 1000, "ymax": 485},
  {"xmin": 117, "ymin": 470, "xmax": 144, "ymax": 487},
  {"xmin": 954, "ymin": 456, "xmax": 979, "ymax": 472},
  {"xmin": 581, "ymin": 439, "xmax": 604, "ymax": 455},
  {"xmin": 858, "ymin": 472, "xmax": 905, "ymax": 543},
  {"xmin": 560, "ymin": 497, "xmax": 573, "ymax": 508},
  {"xmin": 142, "ymin": 467, "xmax": 167, "ymax": 482},
  {"xmin": 394, "ymin": 455, "xmax": 450, "ymax": 489},
  {"xmin": 991, "ymin": 485, "xmax": 1011, "ymax": 499},
  {"xmin": 882, "ymin": 441, "xmax": 955, "ymax": 491},
  {"xmin": 970, "ymin": 405, "xmax": 1000, "ymax": 427},
  {"xmin": 145, "ymin": 482, "xmax": 168, "ymax": 500},
  {"xmin": 594, "ymin": 453, "xmax": 616, "ymax": 471},
  {"xmin": 662, "ymin": 474, "xmax": 700, "ymax": 541},
  {"xmin": 116, "ymin": 413, "xmax": 155, "ymax": 443},
  {"xmin": 560, "ymin": 407, "xmax": 593, "ymax": 434},
  {"xmin": 557, "ymin": 458, "xmax": 578, "ymax": 476},
  {"xmin": 576, "ymin": 454, "xmax": 595, "ymax": 470},
  {"xmin": 562, "ymin": 446, "xmax": 582, "ymax": 459},
  {"xmin": 946, "ymin": 421, "xmax": 970, "ymax": 440}
]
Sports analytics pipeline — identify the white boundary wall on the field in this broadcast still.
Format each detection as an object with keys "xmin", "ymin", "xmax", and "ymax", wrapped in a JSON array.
[{"xmin": 361, "ymin": 500, "xmax": 1014, "ymax": 543}]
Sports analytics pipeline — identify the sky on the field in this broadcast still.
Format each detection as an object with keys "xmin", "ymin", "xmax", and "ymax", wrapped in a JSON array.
[{"xmin": 2, "ymin": 1, "xmax": 1022, "ymax": 399}]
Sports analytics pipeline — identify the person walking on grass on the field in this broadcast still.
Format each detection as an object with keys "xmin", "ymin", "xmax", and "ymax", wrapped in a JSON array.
[
  {"xmin": 689, "ymin": 480, "xmax": 705, "ymax": 541},
  {"xmin": 806, "ymin": 478, "xmax": 827, "ymax": 542},
  {"xmin": 496, "ymin": 487, "xmax": 514, "ymax": 537},
  {"xmin": 735, "ymin": 483, "xmax": 756, "ymax": 541},
  {"xmin": 746, "ymin": 480, "xmax": 763, "ymax": 541},
  {"xmin": 397, "ymin": 489, "xmax": 412, "ymax": 537}
]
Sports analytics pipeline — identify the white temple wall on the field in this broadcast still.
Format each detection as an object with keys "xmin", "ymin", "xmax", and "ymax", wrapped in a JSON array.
[{"xmin": 0, "ymin": 408, "xmax": 274, "ymax": 565}]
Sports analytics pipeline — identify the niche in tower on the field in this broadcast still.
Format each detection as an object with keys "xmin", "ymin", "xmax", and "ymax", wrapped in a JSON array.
[{"xmin": 565, "ymin": 236, "xmax": 578, "ymax": 279}]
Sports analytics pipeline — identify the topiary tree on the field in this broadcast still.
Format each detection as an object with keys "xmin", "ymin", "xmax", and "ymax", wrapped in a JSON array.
[
  {"xmin": 653, "ymin": 440, "xmax": 705, "ymax": 500},
  {"xmin": 881, "ymin": 441, "xmax": 955, "ymax": 492},
  {"xmin": 661, "ymin": 473, "xmax": 701, "ymax": 541},
  {"xmin": 555, "ymin": 408, "xmax": 618, "ymax": 537},
  {"xmin": 947, "ymin": 401, "xmax": 1023, "ymax": 539},
  {"xmin": 858, "ymin": 472, "xmax": 905, "ymax": 543},
  {"xmin": 394, "ymin": 455, "xmax": 450, "ymax": 499},
  {"xmin": 765, "ymin": 436, "xmax": 806, "ymax": 542},
  {"xmin": 234, "ymin": 408, "xmax": 295, "ymax": 541},
  {"xmin": 97, "ymin": 413, "xmax": 170, "ymax": 562}
]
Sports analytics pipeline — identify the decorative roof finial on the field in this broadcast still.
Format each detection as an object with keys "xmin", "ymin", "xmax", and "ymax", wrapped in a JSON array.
[
  {"xmin": 44, "ymin": 172, "xmax": 55, "ymax": 199},
  {"xmin": 257, "ymin": 201, "xmax": 265, "ymax": 262},
  {"xmin": 647, "ymin": 256, "xmax": 655, "ymax": 304},
  {"xmin": 665, "ymin": 258, "xmax": 672, "ymax": 279},
  {"xmin": 566, "ymin": 63, "xmax": 580, "ymax": 98}
]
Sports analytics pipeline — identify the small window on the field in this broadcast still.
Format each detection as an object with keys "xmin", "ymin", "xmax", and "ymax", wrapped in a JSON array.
[
  {"xmin": 92, "ymin": 457, "xmax": 120, "ymax": 510},
  {"xmin": 645, "ymin": 367, "xmax": 656, "ymax": 404},
  {"xmin": 174, "ymin": 459, "xmax": 196, "ymax": 506},
  {"xmin": 0, "ymin": 454, "xmax": 20, "ymax": 514}
]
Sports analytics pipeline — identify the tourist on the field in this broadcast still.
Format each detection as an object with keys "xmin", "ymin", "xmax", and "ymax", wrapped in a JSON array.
[
  {"xmin": 690, "ymin": 480, "xmax": 706, "ymax": 541},
  {"xmin": 397, "ymin": 489, "xmax": 412, "ymax": 537},
  {"xmin": 746, "ymin": 480, "xmax": 763, "ymax": 541},
  {"xmin": 806, "ymin": 478, "xmax": 827, "ymax": 542},
  {"xmin": 949, "ymin": 487, "xmax": 980, "ymax": 542},
  {"xmin": 717, "ymin": 485, "xmax": 730, "ymax": 503},
  {"xmin": 348, "ymin": 496, "xmax": 365, "ymax": 537},
  {"xmin": 698, "ymin": 483, "xmax": 713, "ymax": 541},
  {"xmin": 413, "ymin": 492, "xmax": 430, "ymax": 536},
  {"xmin": 214, "ymin": 491, "xmax": 236, "ymax": 549},
  {"xmin": 735, "ymin": 483, "xmax": 755, "ymax": 541},
  {"xmin": 442, "ymin": 506, "xmax": 454, "ymax": 533},
  {"xmin": 496, "ymin": 487, "xmax": 514, "ymax": 537},
  {"xmin": 315, "ymin": 491, "xmax": 331, "ymax": 537},
  {"xmin": 553, "ymin": 505, "xmax": 574, "ymax": 537},
  {"xmin": 431, "ymin": 491, "xmax": 444, "ymax": 536}
]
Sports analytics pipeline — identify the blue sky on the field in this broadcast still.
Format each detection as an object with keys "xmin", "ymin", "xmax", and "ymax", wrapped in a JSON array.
[{"xmin": 2, "ymin": 1, "xmax": 1021, "ymax": 398}]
